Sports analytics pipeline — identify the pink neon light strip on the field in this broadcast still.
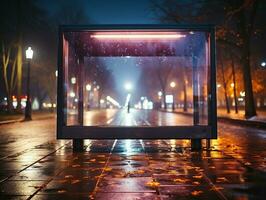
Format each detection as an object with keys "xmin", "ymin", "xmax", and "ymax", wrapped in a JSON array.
[{"xmin": 91, "ymin": 33, "xmax": 186, "ymax": 39}]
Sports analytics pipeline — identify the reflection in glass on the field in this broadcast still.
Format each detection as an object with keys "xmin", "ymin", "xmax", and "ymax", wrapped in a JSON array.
[{"xmin": 62, "ymin": 31, "xmax": 210, "ymax": 127}]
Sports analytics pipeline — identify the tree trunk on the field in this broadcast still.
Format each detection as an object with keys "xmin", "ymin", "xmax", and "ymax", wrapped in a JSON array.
[
  {"xmin": 230, "ymin": 53, "xmax": 238, "ymax": 114},
  {"xmin": 241, "ymin": 39, "xmax": 256, "ymax": 118},
  {"xmin": 183, "ymin": 81, "xmax": 188, "ymax": 112},
  {"xmin": 221, "ymin": 56, "xmax": 230, "ymax": 113},
  {"xmin": 16, "ymin": 0, "xmax": 22, "ymax": 113}
]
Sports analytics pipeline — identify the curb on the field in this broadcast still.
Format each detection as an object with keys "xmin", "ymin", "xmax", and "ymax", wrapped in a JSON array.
[
  {"xmin": 159, "ymin": 109, "xmax": 266, "ymax": 129},
  {"xmin": 0, "ymin": 119, "xmax": 22, "ymax": 125},
  {"xmin": 218, "ymin": 117, "xmax": 266, "ymax": 129},
  {"xmin": 0, "ymin": 114, "xmax": 55, "ymax": 126}
]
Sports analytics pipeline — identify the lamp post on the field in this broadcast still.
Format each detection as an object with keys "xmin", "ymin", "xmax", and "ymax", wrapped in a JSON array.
[
  {"xmin": 170, "ymin": 81, "xmax": 176, "ymax": 111},
  {"xmin": 158, "ymin": 91, "xmax": 162, "ymax": 109},
  {"xmin": 25, "ymin": 47, "xmax": 33, "ymax": 120},
  {"xmin": 124, "ymin": 82, "xmax": 132, "ymax": 113}
]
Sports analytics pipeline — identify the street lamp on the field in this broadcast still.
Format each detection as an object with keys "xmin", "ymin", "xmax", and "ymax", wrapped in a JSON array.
[
  {"xmin": 124, "ymin": 82, "xmax": 132, "ymax": 91},
  {"xmin": 86, "ymin": 84, "xmax": 91, "ymax": 91},
  {"xmin": 170, "ymin": 81, "xmax": 176, "ymax": 110},
  {"xmin": 25, "ymin": 47, "xmax": 33, "ymax": 120}
]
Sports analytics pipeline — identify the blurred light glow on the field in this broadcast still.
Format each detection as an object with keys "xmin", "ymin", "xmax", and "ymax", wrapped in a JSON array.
[
  {"xmin": 125, "ymin": 93, "xmax": 131, "ymax": 107},
  {"xmin": 70, "ymin": 92, "xmax": 75, "ymax": 98},
  {"xmin": 230, "ymin": 83, "xmax": 234, "ymax": 88},
  {"xmin": 217, "ymin": 84, "xmax": 221, "ymax": 88},
  {"xmin": 55, "ymin": 70, "xmax": 58, "ymax": 77},
  {"xmin": 240, "ymin": 91, "xmax": 245, "ymax": 97},
  {"xmin": 158, "ymin": 91, "xmax": 162, "ymax": 97},
  {"xmin": 106, "ymin": 96, "xmax": 120, "ymax": 107},
  {"xmin": 165, "ymin": 95, "xmax": 173, "ymax": 103},
  {"xmin": 170, "ymin": 81, "xmax": 176, "ymax": 88},
  {"xmin": 71, "ymin": 77, "xmax": 76, "ymax": 84},
  {"xmin": 100, "ymin": 99, "xmax": 105, "ymax": 104},
  {"xmin": 26, "ymin": 47, "xmax": 33, "ymax": 59},
  {"xmin": 91, "ymin": 32, "xmax": 186, "ymax": 40},
  {"xmin": 86, "ymin": 84, "xmax": 91, "ymax": 91},
  {"xmin": 261, "ymin": 62, "xmax": 266, "ymax": 67},
  {"xmin": 124, "ymin": 82, "xmax": 132, "ymax": 91}
]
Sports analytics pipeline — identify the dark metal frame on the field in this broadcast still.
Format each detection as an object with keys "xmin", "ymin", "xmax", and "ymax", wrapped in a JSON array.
[{"xmin": 57, "ymin": 24, "xmax": 217, "ymax": 139}]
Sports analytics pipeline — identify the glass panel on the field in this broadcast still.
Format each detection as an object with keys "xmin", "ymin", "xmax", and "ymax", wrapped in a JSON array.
[{"xmin": 62, "ymin": 30, "xmax": 210, "ymax": 126}]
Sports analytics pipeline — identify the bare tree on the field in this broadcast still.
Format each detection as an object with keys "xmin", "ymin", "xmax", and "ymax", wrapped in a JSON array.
[{"xmin": 1, "ymin": 43, "xmax": 17, "ymax": 112}]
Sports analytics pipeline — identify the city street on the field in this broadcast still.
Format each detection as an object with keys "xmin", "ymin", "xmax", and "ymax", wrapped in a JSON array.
[
  {"xmin": 82, "ymin": 109, "xmax": 193, "ymax": 126},
  {"xmin": 0, "ymin": 112, "xmax": 265, "ymax": 199}
]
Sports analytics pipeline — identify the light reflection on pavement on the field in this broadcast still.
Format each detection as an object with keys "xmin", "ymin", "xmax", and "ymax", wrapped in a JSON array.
[
  {"xmin": 0, "ymin": 112, "xmax": 265, "ymax": 199},
  {"xmin": 82, "ymin": 108, "xmax": 193, "ymax": 126}
]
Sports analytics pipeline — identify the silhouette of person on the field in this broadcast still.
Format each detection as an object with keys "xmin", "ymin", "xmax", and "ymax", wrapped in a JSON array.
[{"xmin": 127, "ymin": 101, "xmax": 130, "ymax": 113}]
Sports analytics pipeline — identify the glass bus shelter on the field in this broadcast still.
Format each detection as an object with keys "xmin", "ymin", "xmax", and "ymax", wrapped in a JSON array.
[{"xmin": 57, "ymin": 25, "xmax": 217, "ymax": 150}]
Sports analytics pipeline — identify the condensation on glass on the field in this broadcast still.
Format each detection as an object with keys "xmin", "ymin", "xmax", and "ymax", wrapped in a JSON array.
[{"xmin": 58, "ymin": 26, "xmax": 216, "ymax": 139}]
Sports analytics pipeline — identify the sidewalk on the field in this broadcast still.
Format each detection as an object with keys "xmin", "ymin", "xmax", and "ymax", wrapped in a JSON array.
[
  {"xmin": 170, "ymin": 108, "xmax": 266, "ymax": 129},
  {"xmin": 0, "ymin": 111, "xmax": 55, "ymax": 125}
]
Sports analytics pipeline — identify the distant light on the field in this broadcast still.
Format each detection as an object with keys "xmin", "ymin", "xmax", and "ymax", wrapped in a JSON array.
[
  {"xmin": 217, "ymin": 84, "xmax": 221, "ymax": 88},
  {"xmin": 189, "ymin": 31, "xmax": 194, "ymax": 35},
  {"xmin": 26, "ymin": 47, "xmax": 33, "ymax": 59},
  {"xmin": 158, "ymin": 91, "xmax": 162, "ymax": 97},
  {"xmin": 100, "ymin": 99, "xmax": 105, "ymax": 104},
  {"xmin": 4, "ymin": 97, "xmax": 7, "ymax": 101},
  {"xmin": 240, "ymin": 91, "xmax": 245, "ymax": 97},
  {"xmin": 69, "ymin": 92, "xmax": 75, "ymax": 98},
  {"xmin": 124, "ymin": 82, "xmax": 132, "ymax": 91},
  {"xmin": 91, "ymin": 32, "xmax": 186, "ymax": 40},
  {"xmin": 71, "ymin": 77, "xmax": 76, "ymax": 84},
  {"xmin": 230, "ymin": 83, "xmax": 234, "ymax": 88},
  {"xmin": 55, "ymin": 70, "xmax": 58, "ymax": 77},
  {"xmin": 74, "ymin": 98, "xmax": 78, "ymax": 103},
  {"xmin": 86, "ymin": 84, "xmax": 91, "ymax": 91},
  {"xmin": 140, "ymin": 96, "xmax": 145, "ymax": 101},
  {"xmin": 170, "ymin": 81, "xmax": 176, "ymax": 88},
  {"xmin": 106, "ymin": 96, "xmax": 120, "ymax": 107},
  {"xmin": 261, "ymin": 62, "xmax": 266, "ymax": 67},
  {"xmin": 165, "ymin": 95, "xmax": 173, "ymax": 103}
]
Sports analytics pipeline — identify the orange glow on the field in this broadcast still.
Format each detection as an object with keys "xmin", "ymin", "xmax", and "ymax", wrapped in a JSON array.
[{"xmin": 91, "ymin": 32, "xmax": 186, "ymax": 40}]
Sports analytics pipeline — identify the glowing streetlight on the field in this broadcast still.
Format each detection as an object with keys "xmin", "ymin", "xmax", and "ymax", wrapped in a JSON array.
[
  {"xmin": 240, "ymin": 91, "xmax": 245, "ymax": 97},
  {"xmin": 170, "ymin": 81, "xmax": 176, "ymax": 110},
  {"xmin": 124, "ymin": 82, "xmax": 133, "ymax": 91},
  {"xmin": 86, "ymin": 84, "xmax": 91, "ymax": 91},
  {"xmin": 71, "ymin": 77, "xmax": 76, "ymax": 84},
  {"xmin": 25, "ymin": 47, "xmax": 33, "ymax": 120},
  {"xmin": 170, "ymin": 81, "xmax": 176, "ymax": 88},
  {"xmin": 261, "ymin": 61, "xmax": 266, "ymax": 67},
  {"xmin": 69, "ymin": 92, "xmax": 75, "ymax": 98}
]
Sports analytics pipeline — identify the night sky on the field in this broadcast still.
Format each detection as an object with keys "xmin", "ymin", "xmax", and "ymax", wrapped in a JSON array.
[{"xmin": 40, "ymin": 0, "xmax": 157, "ymax": 24}]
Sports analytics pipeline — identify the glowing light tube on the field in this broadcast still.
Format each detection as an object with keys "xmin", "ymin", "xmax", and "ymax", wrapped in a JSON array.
[{"xmin": 91, "ymin": 33, "xmax": 186, "ymax": 40}]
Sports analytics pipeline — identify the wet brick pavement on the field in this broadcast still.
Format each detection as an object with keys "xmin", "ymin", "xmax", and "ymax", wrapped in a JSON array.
[{"xmin": 0, "ymin": 118, "xmax": 266, "ymax": 199}]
